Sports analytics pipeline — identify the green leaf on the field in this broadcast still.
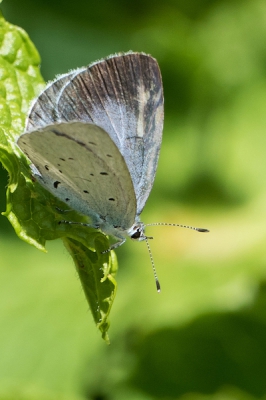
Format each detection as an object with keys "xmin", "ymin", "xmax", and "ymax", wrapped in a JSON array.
[
  {"xmin": 0, "ymin": 12, "xmax": 117, "ymax": 342},
  {"xmin": 63, "ymin": 233, "xmax": 117, "ymax": 343}
]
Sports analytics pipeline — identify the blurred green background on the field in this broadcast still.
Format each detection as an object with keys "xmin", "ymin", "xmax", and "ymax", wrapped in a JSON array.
[{"xmin": 1, "ymin": 0, "xmax": 266, "ymax": 399}]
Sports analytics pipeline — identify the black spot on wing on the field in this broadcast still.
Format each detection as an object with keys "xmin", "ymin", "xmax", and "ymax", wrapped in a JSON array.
[{"xmin": 54, "ymin": 181, "xmax": 61, "ymax": 188}]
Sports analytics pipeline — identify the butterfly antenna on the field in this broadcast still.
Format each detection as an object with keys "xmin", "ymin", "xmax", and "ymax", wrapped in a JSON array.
[
  {"xmin": 145, "ymin": 238, "xmax": 161, "ymax": 293},
  {"xmin": 145, "ymin": 222, "xmax": 209, "ymax": 233}
]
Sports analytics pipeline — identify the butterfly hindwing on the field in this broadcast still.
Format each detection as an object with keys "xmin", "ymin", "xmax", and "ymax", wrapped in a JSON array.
[{"xmin": 18, "ymin": 121, "xmax": 137, "ymax": 230}]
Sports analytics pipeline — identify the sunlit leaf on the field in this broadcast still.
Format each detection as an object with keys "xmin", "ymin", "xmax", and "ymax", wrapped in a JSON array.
[{"xmin": 0, "ymin": 11, "xmax": 117, "ymax": 342}]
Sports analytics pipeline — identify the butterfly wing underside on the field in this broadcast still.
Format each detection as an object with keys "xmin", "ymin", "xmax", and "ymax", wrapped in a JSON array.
[
  {"xmin": 26, "ymin": 52, "xmax": 164, "ymax": 216},
  {"xmin": 18, "ymin": 122, "xmax": 137, "ymax": 231},
  {"xmin": 26, "ymin": 69, "xmax": 86, "ymax": 128}
]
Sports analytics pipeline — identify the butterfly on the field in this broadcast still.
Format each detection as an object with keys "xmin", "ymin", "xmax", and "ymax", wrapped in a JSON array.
[{"xmin": 17, "ymin": 52, "xmax": 208, "ymax": 291}]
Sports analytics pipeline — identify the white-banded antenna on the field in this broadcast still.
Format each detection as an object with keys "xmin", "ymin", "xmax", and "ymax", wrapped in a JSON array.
[
  {"xmin": 145, "ymin": 238, "xmax": 161, "ymax": 293},
  {"xmin": 145, "ymin": 222, "xmax": 209, "ymax": 233},
  {"xmin": 144, "ymin": 223, "xmax": 209, "ymax": 292}
]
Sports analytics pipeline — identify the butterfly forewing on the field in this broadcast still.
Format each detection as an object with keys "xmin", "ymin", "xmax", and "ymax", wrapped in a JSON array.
[
  {"xmin": 54, "ymin": 52, "xmax": 164, "ymax": 215},
  {"xmin": 26, "ymin": 69, "xmax": 86, "ymax": 130},
  {"xmin": 18, "ymin": 122, "xmax": 137, "ymax": 230}
]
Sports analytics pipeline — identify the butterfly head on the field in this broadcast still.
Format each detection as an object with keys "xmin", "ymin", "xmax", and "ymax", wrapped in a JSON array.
[{"xmin": 127, "ymin": 222, "xmax": 153, "ymax": 242}]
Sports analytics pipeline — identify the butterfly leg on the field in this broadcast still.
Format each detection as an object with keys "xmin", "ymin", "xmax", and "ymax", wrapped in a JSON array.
[
  {"xmin": 101, "ymin": 238, "xmax": 126, "ymax": 254},
  {"xmin": 55, "ymin": 206, "xmax": 72, "ymax": 214},
  {"xmin": 58, "ymin": 220, "xmax": 100, "ymax": 229},
  {"xmin": 58, "ymin": 220, "xmax": 126, "ymax": 253}
]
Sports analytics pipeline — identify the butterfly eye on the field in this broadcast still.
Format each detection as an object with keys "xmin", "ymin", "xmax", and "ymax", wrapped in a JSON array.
[{"xmin": 131, "ymin": 229, "xmax": 141, "ymax": 239}]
